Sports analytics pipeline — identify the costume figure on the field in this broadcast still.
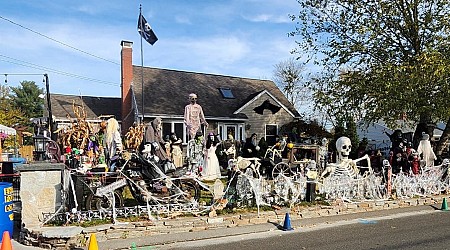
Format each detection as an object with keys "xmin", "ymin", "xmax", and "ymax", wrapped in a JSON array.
[
  {"xmin": 184, "ymin": 93, "xmax": 208, "ymax": 140},
  {"xmin": 170, "ymin": 132, "xmax": 183, "ymax": 168},
  {"xmin": 417, "ymin": 133, "xmax": 436, "ymax": 167},
  {"xmin": 202, "ymin": 133, "xmax": 221, "ymax": 180},
  {"xmin": 144, "ymin": 117, "xmax": 169, "ymax": 161},
  {"xmin": 225, "ymin": 133, "xmax": 242, "ymax": 155},
  {"xmin": 104, "ymin": 118, "xmax": 123, "ymax": 166},
  {"xmin": 187, "ymin": 132, "xmax": 205, "ymax": 175},
  {"xmin": 242, "ymin": 133, "xmax": 260, "ymax": 158}
]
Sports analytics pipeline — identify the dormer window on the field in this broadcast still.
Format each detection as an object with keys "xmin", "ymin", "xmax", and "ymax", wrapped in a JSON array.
[{"xmin": 219, "ymin": 87, "xmax": 235, "ymax": 99}]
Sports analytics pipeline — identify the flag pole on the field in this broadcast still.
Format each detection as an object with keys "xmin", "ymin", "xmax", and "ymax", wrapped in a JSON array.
[{"xmin": 140, "ymin": 4, "xmax": 145, "ymax": 124}]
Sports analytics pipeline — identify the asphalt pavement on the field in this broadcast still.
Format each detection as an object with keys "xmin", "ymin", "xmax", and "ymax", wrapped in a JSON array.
[{"xmin": 98, "ymin": 204, "xmax": 439, "ymax": 250}]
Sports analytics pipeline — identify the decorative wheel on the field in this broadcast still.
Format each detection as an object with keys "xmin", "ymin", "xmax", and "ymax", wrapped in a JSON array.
[
  {"xmin": 85, "ymin": 190, "xmax": 124, "ymax": 211},
  {"xmin": 272, "ymin": 162, "xmax": 292, "ymax": 179},
  {"xmin": 175, "ymin": 179, "xmax": 200, "ymax": 203}
]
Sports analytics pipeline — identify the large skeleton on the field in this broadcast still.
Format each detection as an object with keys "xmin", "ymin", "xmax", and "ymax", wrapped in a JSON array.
[{"xmin": 321, "ymin": 136, "xmax": 372, "ymax": 179}]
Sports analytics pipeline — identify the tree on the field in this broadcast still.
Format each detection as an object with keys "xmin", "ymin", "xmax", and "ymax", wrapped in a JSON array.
[
  {"xmin": 273, "ymin": 58, "xmax": 308, "ymax": 106},
  {"xmin": 9, "ymin": 81, "xmax": 45, "ymax": 119},
  {"xmin": 290, "ymin": 0, "xmax": 450, "ymax": 152},
  {"xmin": 0, "ymin": 98, "xmax": 27, "ymax": 150}
]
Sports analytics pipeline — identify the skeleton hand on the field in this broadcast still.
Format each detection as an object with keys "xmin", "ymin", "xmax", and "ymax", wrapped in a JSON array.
[{"xmin": 247, "ymin": 149, "xmax": 252, "ymax": 153}]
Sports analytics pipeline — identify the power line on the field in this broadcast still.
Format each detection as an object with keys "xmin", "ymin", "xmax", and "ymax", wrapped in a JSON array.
[
  {"xmin": 0, "ymin": 15, "xmax": 120, "ymax": 66},
  {"xmin": 0, "ymin": 55, "xmax": 120, "ymax": 87}
]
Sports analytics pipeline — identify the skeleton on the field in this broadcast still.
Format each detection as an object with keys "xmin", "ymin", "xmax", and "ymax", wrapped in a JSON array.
[{"xmin": 321, "ymin": 136, "xmax": 372, "ymax": 179}]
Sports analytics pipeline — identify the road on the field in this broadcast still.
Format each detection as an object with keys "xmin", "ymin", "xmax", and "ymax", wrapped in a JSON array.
[{"xmin": 156, "ymin": 208, "xmax": 450, "ymax": 250}]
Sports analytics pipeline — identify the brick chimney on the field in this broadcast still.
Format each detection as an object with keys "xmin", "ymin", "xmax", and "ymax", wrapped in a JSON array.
[{"xmin": 121, "ymin": 40, "xmax": 133, "ymax": 134}]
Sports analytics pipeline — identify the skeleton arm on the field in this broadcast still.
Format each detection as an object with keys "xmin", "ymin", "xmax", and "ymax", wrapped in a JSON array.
[
  {"xmin": 320, "ymin": 162, "xmax": 337, "ymax": 178},
  {"xmin": 352, "ymin": 154, "xmax": 372, "ymax": 175}
]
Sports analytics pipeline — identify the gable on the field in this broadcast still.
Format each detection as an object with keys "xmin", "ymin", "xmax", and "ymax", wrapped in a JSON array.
[{"xmin": 234, "ymin": 89, "xmax": 296, "ymax": 118}]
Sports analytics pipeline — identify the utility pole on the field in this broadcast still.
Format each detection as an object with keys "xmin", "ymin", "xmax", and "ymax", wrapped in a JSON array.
[{"xmin": 44, "ymin": 74, "xmax": 53, "ymax": 139}]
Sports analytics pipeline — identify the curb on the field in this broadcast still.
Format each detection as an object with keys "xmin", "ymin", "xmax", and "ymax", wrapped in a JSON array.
[{"xmin": 19, "ymin": 195, "xmax": 448, "ymax": 249}]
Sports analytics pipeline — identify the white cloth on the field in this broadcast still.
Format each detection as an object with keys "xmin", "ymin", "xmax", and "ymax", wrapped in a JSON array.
[
  {"xmin": 417, "ymin": 139, "xmax": 436, "ymax": 167},
  {"xmin": 202, "ymin": 145, "xmax": 221, "ymax": 180}
]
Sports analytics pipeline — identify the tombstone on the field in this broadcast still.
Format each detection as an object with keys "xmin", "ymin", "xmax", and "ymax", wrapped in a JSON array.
[{"xmin": 212, "ymin": 179, "xmax": 224, "ymax": 200}]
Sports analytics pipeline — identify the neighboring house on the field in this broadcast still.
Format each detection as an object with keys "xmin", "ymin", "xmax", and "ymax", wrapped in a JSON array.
[
  {"xmin": 42, "ymin": 94, "xmax": 121, "ymax": 133},
  {"xmin": 357, "ymin": 122, "xmax": 394, "ymax": 157},
  {"xmin": 120, "ymin": 40, "xmax": 301, "ymax": 145}
]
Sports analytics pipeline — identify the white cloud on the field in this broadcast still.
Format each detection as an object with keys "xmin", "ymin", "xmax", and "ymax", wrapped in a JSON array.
[
  {"xmin": 243, "ymin": 14, "xmax": 290, "ymax": 23},
  {"xmin": 174, "ymin": 15, "xmax": 192, "ymax": 25}
]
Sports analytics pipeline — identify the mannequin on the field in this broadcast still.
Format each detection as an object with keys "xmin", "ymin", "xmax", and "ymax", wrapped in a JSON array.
[
  {"xmin": 184, "ymin": 93, "xmax": 208, "ymax": 140},
  {"xmin": 104, "ymin": 118, "xmax": 122, "ymax": 165},
  {"xmin": 202, "ymin": 132, "xmax": 221, "ymax": 180}
]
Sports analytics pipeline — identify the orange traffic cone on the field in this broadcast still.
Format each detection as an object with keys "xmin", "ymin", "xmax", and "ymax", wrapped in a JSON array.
[
  {"xmin": 88, "ymin": 233, "xmax": 98, "ymax": 250},
  {"xmin": 1, "ymin": 231, "xmax": 12, "ymax": 250}
]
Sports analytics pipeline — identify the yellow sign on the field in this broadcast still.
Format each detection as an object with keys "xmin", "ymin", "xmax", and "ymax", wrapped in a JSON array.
[
  {"xmin": 4, "ymin": 204, "xmax": 13, "ymax": 212},
  {"xmin": 9, "ymin": 213, "xmax": 13, "ymax": 221},
  {"xmin": 3, "ymin": 187, "xmax": 13, "ymax": 195},
  {"xmin": 4, "ymin": 195, "xmax": 13, "ymax": 203}
]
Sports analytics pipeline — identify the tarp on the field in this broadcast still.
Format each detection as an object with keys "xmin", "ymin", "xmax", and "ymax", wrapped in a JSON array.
[{"xmin": 0, "ymin": 124, "xmax": 16, "ymax": 136}]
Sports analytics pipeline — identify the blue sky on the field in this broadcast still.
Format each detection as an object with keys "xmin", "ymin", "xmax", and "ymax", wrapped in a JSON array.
[{"xmin": 0, "ymin": 0, "xmax": 301, "ymax": 97}]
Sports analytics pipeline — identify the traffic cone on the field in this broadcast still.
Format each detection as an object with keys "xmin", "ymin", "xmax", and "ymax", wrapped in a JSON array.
[
  {"xmin": 442, "ymin": 198, "xmax": 449, "ymax": 211},
  {"xmin": 88, "ymin": 233, "xmax": 98, "ymax": 250},
  {"xmin": 1, "ymin": 231, "xmax": 12, "ymax": 250},
  {"xmin": 282, "ymin": 212, "xmax": 293, "ymax": 231}
]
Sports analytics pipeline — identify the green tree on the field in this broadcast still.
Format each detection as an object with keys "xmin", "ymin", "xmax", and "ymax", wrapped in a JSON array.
[
  {"xmin": 290, "ymin": 0, "xmax": 450, "ymax": 152},
  {"xmin": 330, "ymin": 115, "xmax": 359, "ymax": 156},
  {"xmin": 9, "ymin": 81, "xmax": 44, "ymax": 119},
  {"xmin": 0, "ymin": 98, "xmax": 27, "ymax": 150}
]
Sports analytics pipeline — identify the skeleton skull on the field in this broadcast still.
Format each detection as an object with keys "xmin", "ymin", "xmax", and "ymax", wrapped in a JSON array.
[{"xmin": 336, "ymin": 136, "xmax": 352, "ymax": 162}]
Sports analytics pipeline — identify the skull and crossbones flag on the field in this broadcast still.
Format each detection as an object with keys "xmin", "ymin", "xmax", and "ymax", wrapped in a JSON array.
[{"xmin": 138, "ymin": 13, "xmax": 158, "ymax": 45}]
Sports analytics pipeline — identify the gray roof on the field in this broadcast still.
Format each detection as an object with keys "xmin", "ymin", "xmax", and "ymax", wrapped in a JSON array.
[
  {"xmin": 132, "ymin": 67, "xmax": 300, "ymax": 119},
  {"xmin": 50, "ymin": 94, "xmax": 121, "ymax": 120}
]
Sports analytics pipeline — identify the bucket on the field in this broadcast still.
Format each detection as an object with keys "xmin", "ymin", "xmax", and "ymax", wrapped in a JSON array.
[{"xmin": 0, "ymin": 182, "xmax": 13, "ymax": 238}]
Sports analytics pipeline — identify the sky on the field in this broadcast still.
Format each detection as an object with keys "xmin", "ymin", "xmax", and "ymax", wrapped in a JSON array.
[{"xmin": 0, "ymin": 0, "xmax": 302, "ymax": 97}]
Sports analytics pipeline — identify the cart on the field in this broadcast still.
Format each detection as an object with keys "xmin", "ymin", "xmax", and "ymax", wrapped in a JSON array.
[{"xmin": 271, "ymin": 143, "xmax": 321, "ymax": 179}]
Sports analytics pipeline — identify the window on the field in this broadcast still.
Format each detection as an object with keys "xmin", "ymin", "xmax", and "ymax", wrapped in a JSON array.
[
  {"xmin": 265, "ymin": 124, "xmax": 278, "ymax": 146},
  {"xmin": 162, "ymin": 121, "xmax": 185, "ymax": 142},
  {"xmin": 218, "ymin": 122, "xmax": 244, "ymax": 142},
  {"xmin": 219, "ymin": 87, "xmax": 235, "ymax": 99}
]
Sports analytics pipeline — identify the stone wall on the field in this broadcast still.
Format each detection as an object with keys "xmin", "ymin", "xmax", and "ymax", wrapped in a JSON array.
[{"xmin": 18, "ymin": 163, "xmax": 65, "ymax": 229}]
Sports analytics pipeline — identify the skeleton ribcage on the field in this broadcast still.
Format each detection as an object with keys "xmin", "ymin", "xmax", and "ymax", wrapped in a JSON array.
[{"xmin": 332, "ymin": 163, "xmax": 358, "ymax": 179}]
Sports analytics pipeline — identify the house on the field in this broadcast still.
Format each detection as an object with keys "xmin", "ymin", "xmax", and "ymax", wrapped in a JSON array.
[
  {"xmin": 120, "ymin": 40, "xmax": 301, "ymax": 145},
  {"xmin": 40, "ymin": 94, "xmax": 121, "ymax": 135}
]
